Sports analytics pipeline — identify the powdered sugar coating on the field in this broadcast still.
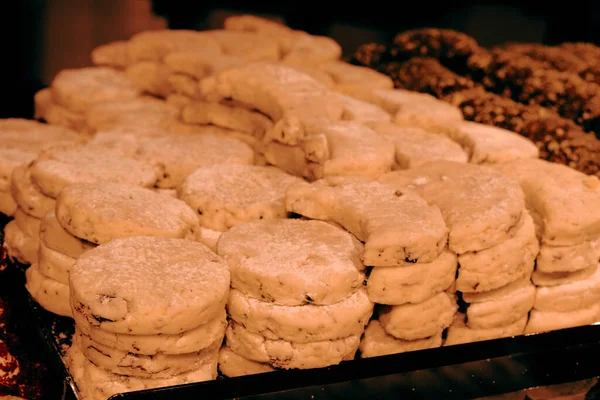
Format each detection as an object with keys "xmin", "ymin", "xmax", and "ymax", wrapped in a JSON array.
[
  {"xmin": 218, "ymin": 219, "xmax": 365, "ymax": 305},
  {"xmin": 55, "ymin": 182, "xmax": 200, "ymax": 244},
  {"xmin": 70, "ymin": 236, "xmax": 230, "ymax": 335},
  {"xmin": 178, "ymin": 164, "xmax": 304, "ymax": 231}
]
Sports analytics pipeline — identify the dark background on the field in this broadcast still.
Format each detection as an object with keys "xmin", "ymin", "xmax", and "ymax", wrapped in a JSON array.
[{"xmin": 2, "ymin": 0, "xmax": 599, "ymax": 120}]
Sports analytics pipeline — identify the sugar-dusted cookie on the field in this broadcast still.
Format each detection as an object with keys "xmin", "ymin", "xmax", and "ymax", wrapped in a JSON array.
[
  {"xmin": 218, "ymin": 346, "xmax": 274, "ymax": 377},
  {"xmin": 3, "ymin": 220, "xmax": 38, "ymax": 264},
  {"xmin": 25, "ymin": 263, "xmax": 71, "ymax": 317},
  {"xmin": 445, "ymin": 313, "xmax": 527, "ymax": 346},
  {"xmin": 359, "ymin": 320, "xmax": 442, "ymax": 358},
  {"xmin": 10, "ymin": 165, "xmax": 55, "ymax": 218}
]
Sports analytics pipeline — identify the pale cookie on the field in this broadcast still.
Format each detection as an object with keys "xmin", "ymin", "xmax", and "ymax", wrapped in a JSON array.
[
  {"xmin": 465, "ymin": 279, "xmax": 535, "ymax": 329},
  {"xmin": 179, "ymin": 164, "xmax": 304, "ymax": 231},
  {"xmin": 135, "ymin": 132, "xmax": 255, "ymax": 188},
  {"xmin": 0, "ymin": 191, "xmax": 17, "ymax": 216},
  {"xmin": 282, "ymin": 34, "xmax": 342, "ymax": 64},
  {"xmin": 167, "ymin": 73, "xmax": 202, "ymax": 99},
  {"xmin": 25, "ymin": 263, "xmax": 71, "ymax": 317},
  {"xmin": 208, "ymin": 30, "xmax": 280, "ymax": 62},
  {"xmin": 321, "ymin": 61, "xmax": 393, "ymax": 89},
  {"xmin": 492, "ymin": 159, "xmax": 600, "ymax": 246},
  {"xmin": 378, "ymin": 292, "xmax": 457, "ymax": 340},
  {"xmin": 91, "ymin": 41, "xmax": 130, "ymax": 68},
  {"xmin": 85, "ymin": 97, "xmax": 179, "ymax": 132},
  {"xmin": 13, "ymin": 207, "xmax": 41, "ymax": 239},
  {"xmin": 37, "ymin": 241, "xmax": 75, "ymax": 285},
  {"xmin": 34, "ymin": 88, "xmax": 53, "ymax": 120},
  {"xmin": 262, "ymin": 141, "xmax": 312, "ymax": 178},
  {"xmin": 525, "ymin": 303, "xmax": 600, "ymax": 334},
  {"xmin": 280, "ymin": 61, "xmax": 336, "ymax": 88},
  {"xmin": 182, "ymin": 100, "xmax": 273, "ymax": 139},
  {"xmin": 154, "ymin": 188, "xmax": 177, "ymax": 198},
  {"xmin": 74, "ymin": 309, "xmax": 227, "ymax": 356},
  {"xmin": 3, "ymin": 220, "xmax": 38, "ymax": 264},
  {"xmin": 536, "ymin": 240, "xmax": 599, "ymax": 274},
  {"xmin": 0, "ymin": 118, "xmax": 81, "ymax": 152},
  {"xmin": 31, "ymin": 145, "xmax": 158, "ymax": 198},
  {"xmin": 532, "ymin": 265, "xmax": 598, "ymax": 287},
  {"xmin": 0, "ymin": 149, "xmax": 37, "ymax": 192},
  {"xmin": 286, "ymin": 177, "xmax": 448, "ymax": 265},
  {"xmin": 56, "ymin": 182, "xmax": 200, "ymax": 244},
  {"xmin": 163, "ymin": 51, "xmax": 245, "ymax": 80},
  {"xmin": 125, "ymin": 61, "xmax": 172, "ymax": 97},
  {"xmin": 85, "ymin": 129, "xmax": 147, "ymax": 157},
  {"xmin": 39, "ymin": 211, "xmax": 96, "ymax": 259},
  {"xmin": 195, "ymin": 226, "xmax": 222, "ymax": 253},
  {"xmin": 127, "ymin": 29, "xmax": 221, "ymax": 62},
  {"xmin": 533, "ymin": 266, "xmax": 600, "ymax": 313},
  {"xmin": 446, "ymin": 121, "xmax": 539, "ymax": 164},
  {"xmin": 70, "ymin": 236, "xmax": 230, "ymax": 335},
  {"xmin": 332, "ymin": 93, "xmax": 391, "ymax": 122},
  {"xmin": 380, "ymin": 161, "xmax": 525, "ymax": 253},
  {"xmin": 42, "ymin": 101, "xmax": 89, "ymax": 133},
  {"xmin": 10, "ymin": 165, "xmax": 55, "ymax": 218},
  {"xmin": 225, "ymin": 322, "xmax": 359, "ymax": 369},
  {"xmin": 218, "ymin": 219, "xmax": 365, "ymax": 306},
  {"xmin": 51, "ymin": 67, "xmax": 139, "ymax": 113},
  {"xmin": 368, "ymin": 121, "xmax": 468, "ymax": 169},
  {"xmin": 79, "ymin": 330, "xmax": 221, "ymax": 378},
  {"xmin": 367, "ymin": 250, "xmax": 457, "ymax": 305},
  {"xmin": 359, "ymin": 320, "xmax": 442, "ymax": 359},
  {"xmin": 456, "ymin": 212, "xmax": 538, "ymax": 293},
  {"xmin": 218, "ymin": 346, "xmax": 275, "ymax": 377},
  {"xmin": 444, "ymin": 313, "xmax": 528, "ymax": 346},
  {"xmin": 227, "ymin": 288, "xmax": 373, "ymax": 343}
]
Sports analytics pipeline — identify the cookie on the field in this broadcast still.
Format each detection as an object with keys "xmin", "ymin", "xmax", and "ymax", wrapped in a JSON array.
[
  {"xmin": 85, "ymin": 97, "xmax": 179, "ymax": 132},
  {"xmin": 56, "ymin": 182, "xmax": 200, "ymax": 244},
  {"xmin": 367, "ymin": 121, "xmax": 468, "ymax": 169},
  {"xmin": 536, "ymin": 240, "xmax": 599, "ymax": 273},
  {"xmin": 39, "ymin": 211, "xmax": 96, "ymax": 259},
  {"xmin": 127, "ymin": 29, "xmax": 221, "ymax": 62},
  {"xmin": 166, "ymin": 94, "xmax": 194, "ymax": 109},
  {"xmin": 227, "ymin": 288, "xmax": 373, "ymax": 343},
  {"xmin": 31, "ymin": 145, "xmax": 158, "ymax": 198},
  {"xmin": 74, "ymin": 308, "xmax": 226, "ymax": 356},
  {"xmin": 456, "ymin": 211, "xmax": 538, "ymax": 293},
  {"xmin": 218, "ymin": 219, "xmax": 365, "ymax": 306},
  {"xmin": 444, "ymin": 313, "xmax": 528, "ymax": 346},
  {"xmin": 532, "ymin": 265, "xmax": 598, "ymax": 287},
  {"xmin": 492, "ymin": 159, "xmax": 600, "ymax": 246},
  {"xmin": 195, "ymin": 226, "xmax": 221, "ymax": 253},
  {"xmin": 0, "ymin": 191, "xmax": 17, "ymax": 216},
  {"xmin": 163, "ymin": 51, "xmax": 245, "ymax": 80},
  {"xmin": 380, "ymin": 161, "xmax": 525, "ymax": 253},
  {"xmin": 33, "ymin": 87, "xmax": 53, "ymax": 120},
  {"xmin": 332, "ymin": 93, "xmax": 391, "ymax": 122},
  {"xmin": 218, "ymin": 346, "xmax": 274, "ymax": 377},
  {"xmin": 166, "ymin": 73, "xmax": 201, "ymax": 99},
  {"xmin": 280, "ymin": 61, "xmax": 336, "ymax": 88},
  {"xmin": 367, "ymin": 250, "xmax": 457, "ymax": 305},
  {"xmin": 225, "ymin": 322, "xmax": 359, "ymax": 369},
  {"xmin": 0, "ymin": 149, "xmax": 36, "ymax": 191},
  {"xmin": 51, "ymin": 67, "xmax": 139, "ymax": 113},
  {"xmin": 13, "ymin": 207, "xmax": 41, "ymax": 238},
  {"xmin": 533, "ymin": 266, "xmax": 600, "ymax": 313},
  {"xmin": 70, "ymin": 236, "xmax": 230, "ymax": 334},
  {"xmin": 10, "ymin": 164, "xmax": 55, "ymax": 218},
  {"xmin": 286, "ymin": 177, "xmax": 448, "ymax": 265},
  {"xmin": 3, "ymin": 220, "xmax": 38, "ymax": 264},
  {"xmin": 42, "ymin": 101, "xmax": 89, "ymax": 133},
  {"xmin": 282, "ymin": 34, "xmax": 342, "ymax": 64},
  {"xmin": 135, "ymin": 132, "xmax": 255, "ymax": 188},
  {"xmin": 37, "ymin": 241, "xmax": 75, "ymax": 285},
  {"xmin": 25, "ymin": 263, "xmax": 71, "ymax": 317},
  {"xmin": 359, "ymin": 320, "xmax": 442, "ymax": 358},
  {"xmin": 91, "ymin": 40, "xmax": 130, "ymax": 68},
  {"xmin": 125, "ymin": 61, "xmax": 172, "ymax": 97},
  {"xmin": 378, "ymin": 292, "xmax": 457, "ymax": 340},
  {"xmin": 0, "ymin": 118, "xmax": 81, "ymax": 152},
  {"xmin": 525, "ymin": 303, "xmax": 600, "ymax": 334},
  {"xmin": 208, "ymin": 30, "xmax": 280, "ymax": 62},
  {"xmin": 320, "ymin": 61, "xmax": 393, "ymax": 89},
  {"xmin": 178, "ymin": 164, "xmax": 304, "ymax": 231}
]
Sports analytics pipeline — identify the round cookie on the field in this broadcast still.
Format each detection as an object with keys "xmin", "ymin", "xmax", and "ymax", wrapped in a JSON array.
[
  {"xmin": 359, "ymin": 320, "xmax": 442, "ymax": 359},
  {"xmin": 85, "ymin": 97, "xmax": 179, "ymax": 132},
  {"xmin": 178, "ymin": 164, "xmax": 304, "ymax": 231},
  {"xmin": 217, "ymin": 219, "xmax": 365, "ymax": 306},
  {"xmin": 55, "ymin": 182, "xmax": 200, "ymax": 244},
  {"xmin": 195, "ymin": 226, "xmax": 222, "ymax": 253},
  {"xmin": 10, "ymin": 165, "xmax": 55, "ymax": 218},
  {"xmin": 444, "ymin": 313, "xmax": 528, "ymax": 346},
  {"xmin": 367, "ymin": 250, "xmax": 457, "ymax": 305},
  {"xmin": 31, "ymin": 145, "xmax": 158, "ymax": 198},
  {"xmin": 227, "ymin": 288, "xmax": 373, "ymax": 343},
  {"xmin": 37, "ymin": 241, "xmax": 75, "ymax": 285},
  {"xmin": 0, "ymin": 191, "xmax": 17, "ymax": 216},
  {"xmin": 536, "ymin": 240, "xmax": 598, "ymax": 273},
  {"xmin": 73, "ymin": 309, "xmax": 227, "ymax": 356},
  {"xmin": 532, "ymin": 265, "xmax": 598, "ymax": 287},
  {"xmin": 3, "ymin": 220, "xmax": 38, "ymax": 265},
  {"xmin": 533, "ymin": 266, "xmax": 600, "ymax": 313},
  {"xmin": 25, "ymin": 263, "xmax": 71, "ymax": 317},
  {"xmin": 13, "ymin": 207, "xmax": 41, "ymax": 238},
  {"xmin": 378, "ymin": 292, "xmax": 457, "ymax": 341},
  {"xmin": 218, "ymin": 346, "xmax": 275, "ymax": 378},
  {"xmin": 135, "ymin": 132, "xmax": 255, "ymax": 188},
  {"xmin": 70, "ymin": 236, "xmax": 230, "ymax": 335},
  {"xmin": 225, "ymin": 322, "xmax": 360, "ymax": 369},
  {"xmin": 39, "ymin": 211, "xmax": 96, "ymax": 259},
  {"xmin": 127, "ymin": 29, "xmax": 222, "ymax": 62},
  {"xmin": 0, "ymin": 118, "xmax": 81, "ymax": 152},
  {"xmin": 525, "ymin": 304, "xmax": 600, "ymax": 335},
  {"xmin": 0, "ymin": 148, "xmax": 37, "ymax": 191}
]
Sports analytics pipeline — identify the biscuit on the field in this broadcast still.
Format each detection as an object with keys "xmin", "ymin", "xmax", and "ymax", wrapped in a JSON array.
[
  {"xmin": 225, "ymin": 322, "xmax": 359, "ymax": 369},
  {"xmin": 218, "ymin": 219, "xmax": 365, "ymax": 306},
  {"xmin": 279, "ymin": 61, "xmax": 336, "ymax": 88},
  {"xmin": 227, "ymin": 288, "xmax": 373, "ymax": 343},
  {"xmin": 167, "ymin": 73, "xmax": 202, "ymax": 99},
  {"xmin": 525, "ymin": 303, "xmax": 600, "ymax": 334},
  {"xmin": 85, "ymin": 97, "xmax": 179, "ymax": 132},
  {"xmin": 163, "ymin": 51, "xmax": 245, "ymax": 80},
  {"xmin": 70, "ymin": 236, "xmax": 230, "ymax": 335},
  {"xmin": 532, "ymin": 265, "xmax": 597, "ymax": 287},
  {"xmin": 0, "ymin": 147, "xmax": 34, "ymax": 190},
  {"xmin": 380, "ymin": 161, "xmax": 525, "ymax": 253},
  {"xmin": 195, "ymin": 226, "xmax": 221, "ymax": 253},
  {"xmin": 320, "ymin": 61, "xmax": 393, "ymax": 90},
  {"xmin": 208, "ymin": 30, "xmax": 281, "ymax": 62},
  {"xmin": 91, "ymin": 40, "xmax": 131, "ymax": 68},
  {"xmin": 218, "ymin": 346, "xmax": 275, "ymax": 377},
  {"xmin": 135, "ymin": 132, "xmax": 255, "ymax": 188},
  {"xmin": 55, "ymin": 182, "xmax": 200, "ymax": 244},
  {"xmin": 42, "ymin": 101, "xmax": 89, "ymax": 133},
  {"xmin": 3, "ymin": 220, "xmax": 38, "ymax": 264},
  {"xmin": 332, "ymin": 93, "xmax": 391, "ymax": 122},
  {"xmin": 13, "ymin": 207, "xmax": 41, "ymax": 238},
  {"xmin": 25, "ymin": 263, "xmax": 71, "ymax": 317},
  {"xmin": 0, "ymin": 191, "xmax": 17, "ymax": 216},
  {"xmin": 178, "ymin": 164, "xmax": 304, "ymax": 231},
  {"xmin": 39, "ymin": 211, "xmax": 96, "ymax": 259},
  {"xmin": 127, "ymin": 29, "xmax": 221, "ymax": 62},
  {"xmin": 367, "ymin": 250, "xmax": 457, "ymax": 305},
  {"xmin": 0, "ymin": 118, "xmax": 81, "ymax": 152},
  {"xmin": 378, "ymin": 292, "xmax": 457, "ymax": 340},
  {"xmin": 367, "ymin": 121, "xmax": 468, "ymax": 169},
  {"xmin": 37, "ymin": 241, "xmax": 75, "ymax": 285},
  {"xmin": 33, "ymin": 88, "xmax": 53, "ymax": 120},
  {"xmin": 359, "ymin": 320, "xmax": 442, "ymax": 358},
  {"xmin": 536, "ymin": 240, "xmax": 599, "ymax": 273},
  {"xmin": 10, "ymin": 164, "xmax": 55, "ymax": 218},
  {"xmin": 125, "ymin": 61, "xmax": 172, "ymax": 97},
  {"xmin": 444, "ymin": 313, "xmax": 528, "ymax": 346},
  {"xmin": 533, "ymin": 266, "xmax": 600, "ymax": 313}
]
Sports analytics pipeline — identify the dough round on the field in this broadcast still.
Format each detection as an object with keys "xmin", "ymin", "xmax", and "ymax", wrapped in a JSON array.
[
  {"xmin": 25, "ymin": 263, "xmax": 71, "ymax": 317},
  {"xmin": 536, "ymin": 240, "xmax": 598, "ymax": 274},
  {"xmin": 37, "ymin": 241, "xmax": 75, "ymax": 285},
  {"xmin": 533, "ymin": 267, "xmax": 600, "ymax": 313},
  {"xmin": 525, "ymin": 304, "xmax": 600, "ymax": 334},
  {"xmin": 218, "ymin": 346, "xmax": 275, "ymax": 377},
  {"xmin": 0, "ymin": 148, "xmax": 37, "ymax": 191},
  {"xmin": 39, "ymin": 211, "xmax": 96, "ymax": 259},
  {"xmin": 10, "ymin": 165, "xmax": 55, "ymax": 218},
  {"xmin": 359, "ymin": 320, "xmax": 442, "ymax": 359}
]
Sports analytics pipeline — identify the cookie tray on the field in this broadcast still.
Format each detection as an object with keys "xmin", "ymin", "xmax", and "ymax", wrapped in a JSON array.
[{"xmin": 26, "ymin": 290, "xmax": 600, "ymax": 400}]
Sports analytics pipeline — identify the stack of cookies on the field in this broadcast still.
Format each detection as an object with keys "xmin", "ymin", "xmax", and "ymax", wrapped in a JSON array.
[
  {"xmin": 493, "ymin": 159, "xmax": 600, "ymax": 334},
  {"xmin": 380, "ymin": 162, "xmax": 538, "ymax": 345},
  {"xmin": 216, "ymin": 219, "xmax": 373, "ymax": 375},
  {"xmin": 67, "ymin": 236, "xmax": 230, "ymax": 400},
  {"xmin": 26, "ymin": 181, "xmax": 200, "ymax": 318}
]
